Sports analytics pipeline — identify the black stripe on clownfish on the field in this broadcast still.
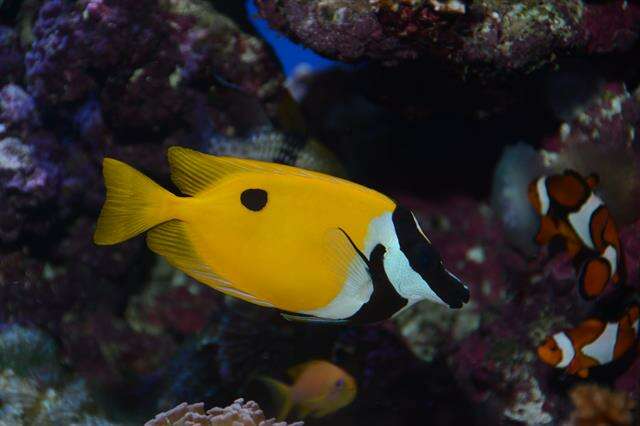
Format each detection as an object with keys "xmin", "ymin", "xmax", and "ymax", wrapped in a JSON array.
[{"xmin": 527, "ymin": 169, "xmax": 625, "ymax": 300}]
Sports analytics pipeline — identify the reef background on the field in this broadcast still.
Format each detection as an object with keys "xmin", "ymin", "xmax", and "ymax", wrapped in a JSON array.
[{"xmin": 1, "ymin": 0, "xmax": 639, "ymax": 424}]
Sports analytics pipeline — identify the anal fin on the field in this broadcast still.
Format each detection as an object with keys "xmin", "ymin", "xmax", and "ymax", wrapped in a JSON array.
[
  {"xmin": 281, "ymin": 313, "xmax": 348, "ymax": 324},
  {"xmin": 147, "ymin": 220, "xmax": 273, "ymax": 307}
]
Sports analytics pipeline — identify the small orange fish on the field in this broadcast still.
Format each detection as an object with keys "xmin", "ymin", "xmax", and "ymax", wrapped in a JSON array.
[
  {"xmin": 260, "ymin": 360, "xmax": 356, "ymax": 420},
  {"xmin": 528, "ymin": 169, "xmax": 625, "ymax": 299},
  {"xmin": 537, "ymin": 305, "xmax": 640, "ymax": 378}
]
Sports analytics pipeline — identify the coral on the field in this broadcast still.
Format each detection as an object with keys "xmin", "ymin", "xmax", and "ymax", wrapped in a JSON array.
[
  {"xmin": 0, "ymin": 324, "xmax": 61, "ymax": 381},
  {"xmin": 60, "ymin": 310, "xmax": 177, "ymax": 386},
  {"xmin": 25, "ymin": 0, "xmax": 187, "ymax": 132},
  {"xmin": 256, "ymin": 0, "xmax": 640, "ymax": 76},
  {"xmin": 0, "ymin": 84, "xmax": 39, "ymax": 133},
  {"xmin": 145, "ymin": 399, "xmax": 303, "ymax": 426},
  {"xmin": 24, "ymin": 0, "xmax": 285, "ymax": 135},
  {"xmin": 0, "ymin": 325, "xmax": 114, "ymax": 425},
  {"xmin": 167, "ymin": 0, "xmax": 284, "ymax": 107},
  {"xmin": 565, "ymin": 384, "xmax": 636, "ymax": 426},
  {"xmin": 0, "ymin": 370, "xmax": 116, "ymax": 425},
  {"xmin": 126, "ymin": 258, "xmax": 221, "ymax": 336},
  {"xmin": 0, "ymin": 134, "xmax": 61, "ymax": 244}
]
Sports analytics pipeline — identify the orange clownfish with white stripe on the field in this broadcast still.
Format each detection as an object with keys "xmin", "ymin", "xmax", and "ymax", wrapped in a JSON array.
[
  {"xmin": 93, "ymin": 147, "xmax": 470, "ymax": 324},
  {"xmin": 537, "ymin": 305, "xmax": 640, "ymax": 378},
  {"xmin": 527, "ymin": 170, "xmax": 625, "ymax": 300}
]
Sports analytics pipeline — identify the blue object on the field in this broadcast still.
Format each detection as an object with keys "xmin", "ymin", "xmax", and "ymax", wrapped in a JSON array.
[{"xmin": 246, "ymin": 0, "xmax": 338, "ymax": 76}]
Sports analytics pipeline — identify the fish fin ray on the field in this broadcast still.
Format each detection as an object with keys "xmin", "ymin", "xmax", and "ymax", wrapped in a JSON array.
[
  {"xmin": 94, "ymin": 158, "xmax": 175, "ymax": 245},
  {"xmin": 147, "ymin": 220, "xmax": 273, "ymax": 307},
  {"xmin": 258, "ymin": 377, "xmax": 293, "ymax": 421},
  {"xmin": 168, "ymin": 146, "xmax": 343, "ymax": 196},
  {"xmin": 168, "ymin": 146, "xmax": 248, "ymax": 195},
  {"xmin": 281, "ymin": 313, "xmax": 348, "ymax": 324},
  {"xmin": 322, "ymin": 227, "xmax": 372, "ymax": 302}
]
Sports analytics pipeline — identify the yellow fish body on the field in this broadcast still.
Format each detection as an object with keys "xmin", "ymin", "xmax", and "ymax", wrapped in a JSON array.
[
  {"xmin": 94, "ymin": 147, "xmax": 469, "ymax": 323},
  {"xmin": 260, "ymin": 360, "xmax": 357, "ymax": 420}
]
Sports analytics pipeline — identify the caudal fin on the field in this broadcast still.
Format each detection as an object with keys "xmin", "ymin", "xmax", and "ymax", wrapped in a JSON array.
[
  {"xmin": 94, "ymin": 158, "xmax": 176, "ymax": 245},
  {"xmin": 259, "ymin": 377, "xmax": 294, "ymax": 421}
]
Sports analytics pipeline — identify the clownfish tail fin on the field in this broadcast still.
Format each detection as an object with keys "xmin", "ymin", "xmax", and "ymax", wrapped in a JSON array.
[
  {"xmin": 258, "ymin": 377, "xmax": 294, "ymax": 421},
  {"xmin": 94, "ymin": 158, "xmax": 177, "ymax": 245}
]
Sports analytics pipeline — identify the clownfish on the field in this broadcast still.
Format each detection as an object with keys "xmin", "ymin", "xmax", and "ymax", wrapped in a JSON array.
[
  {"xmin": 537, "ymin": 305, "xmax": 640, "ymax": 378},
  {"xmin": 528, "ymin": 169, "xmax": 625, "ymax": 299},
  {"xmin": 260, "ymin": 360, "xmax": 356, "ymax": 420},
  {"xmin": 94, "ymin": 147, "xmax": 470, "ymax": 324}
]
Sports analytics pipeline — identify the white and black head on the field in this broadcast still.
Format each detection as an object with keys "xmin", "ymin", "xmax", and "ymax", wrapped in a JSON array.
[{"xmin": 388, "ymin": 206, "xmax": 470, "ymax": 309}]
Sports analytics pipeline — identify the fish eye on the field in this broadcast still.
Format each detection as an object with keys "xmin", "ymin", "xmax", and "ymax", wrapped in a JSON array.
[{"xmin": 335, "ymin": 378, "xmax": 345, "ymax": 389}]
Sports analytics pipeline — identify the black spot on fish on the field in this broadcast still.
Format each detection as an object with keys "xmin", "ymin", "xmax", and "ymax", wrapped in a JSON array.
[
  {"xmin": 241, "ymin": 189, "xmax": 268, "ymax": 211},
  {"xmin": 392, "ymin": 206, "xmax": 470, "ymax": 308}
]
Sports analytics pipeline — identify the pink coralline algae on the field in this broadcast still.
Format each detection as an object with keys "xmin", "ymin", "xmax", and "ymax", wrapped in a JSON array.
[
  {"xmin": 145, "ymin": 399, "xmax": 303, "ymax": 426},
  {"xmin": 256, "ymin": 0, "xmax": 640, "ymax": 76}
]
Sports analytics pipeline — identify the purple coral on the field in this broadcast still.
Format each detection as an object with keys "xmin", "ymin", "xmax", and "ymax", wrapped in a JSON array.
[
  {"xmin": 26, "ymin": 0, "xmax": 186, "ymax": 131},
  {"xmin": 0, "ymin": 134, "xmax": 61, "ymax": 243},
  {"xmin": 0, "ymin": 84, "xmax": 39, "ymax": 131}
]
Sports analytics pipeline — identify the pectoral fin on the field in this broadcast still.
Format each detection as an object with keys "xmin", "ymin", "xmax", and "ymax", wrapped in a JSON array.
[{"xmin": 535, "ymin": 216, "xmax": 559, "ymax": 245}]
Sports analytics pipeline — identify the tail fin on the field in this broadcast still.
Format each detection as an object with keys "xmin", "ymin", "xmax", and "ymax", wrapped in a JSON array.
[
  {"xmin": 94, "ymin": 158, "xmax": 176, "ymax": 245},
  {"xmin": 259, "ymin": 377, "xmax": 294, "ymax": 421}
]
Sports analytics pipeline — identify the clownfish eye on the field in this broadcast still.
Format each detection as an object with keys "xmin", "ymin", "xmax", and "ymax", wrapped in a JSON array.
[{"xmin": 335, "ymin": 378, "xmax": 345, "ymax": 389}]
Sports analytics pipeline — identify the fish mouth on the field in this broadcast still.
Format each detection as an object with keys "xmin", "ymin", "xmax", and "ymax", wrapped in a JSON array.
[{"xmin": 437, "ymin": 269, "xmax": 470, "ymax": 309}]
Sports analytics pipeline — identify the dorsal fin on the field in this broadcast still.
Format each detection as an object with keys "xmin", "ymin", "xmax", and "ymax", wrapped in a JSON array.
[{"xmin": 167, "ymin": 146, "xmax": 341, "ymax": 196}]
